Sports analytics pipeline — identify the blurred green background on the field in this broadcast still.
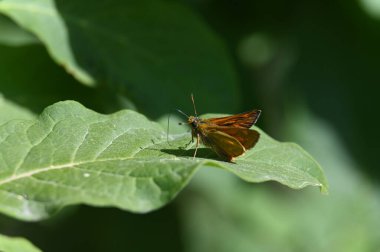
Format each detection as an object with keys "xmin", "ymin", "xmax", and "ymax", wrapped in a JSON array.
[{"xmin": 0, "ymin": 0, "xmax": 379, "ymax": 251}]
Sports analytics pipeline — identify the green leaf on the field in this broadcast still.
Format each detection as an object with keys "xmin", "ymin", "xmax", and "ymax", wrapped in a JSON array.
[
  {"xmin": 0, "ymin": 0, "xmax": 240, "ymax": 117},
  {"xmin": 189, "ymin": 113, "xmax": 328, "ymax": 192},
  {"xmin": 208, "ymin": 127, "xmax": 328, "ymax": 193},
  {"xmin": 0, "ymin": 234, "xmax": 41, "ymax": 252},
  {"xmin": 0, "ymin": 101, "xmax": 327, "ymax": 221},
  {"xmin": 0, "ymin": 15, "xmax": 38, "ymax": 46},
  {"xmin": 0, "ymin": 0, "xmax": 93, "ymax": 85}
]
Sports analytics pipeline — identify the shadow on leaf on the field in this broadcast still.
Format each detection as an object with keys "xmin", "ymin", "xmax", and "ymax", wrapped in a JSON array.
[{"xmin": 160, "ymin": 147, "xmax": 220, "ymax": 160}]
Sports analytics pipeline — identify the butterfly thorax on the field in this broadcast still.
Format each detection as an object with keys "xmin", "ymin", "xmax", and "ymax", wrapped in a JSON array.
[
  {"xmin": 188, "ymin": 116, "xmax": 198, "ymax": 127},
  {"xmin": 188, "ymin": 116, "xmax": 208, "ymax": 134}
]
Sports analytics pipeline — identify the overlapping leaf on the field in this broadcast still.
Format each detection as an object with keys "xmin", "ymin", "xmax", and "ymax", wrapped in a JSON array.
[
  {"xmin": 0, "ymin": 0, "xmax": 93, "ymax": 84},
  {"xmin": 0, "ymin": 15, "xmax": 38, "ymax": 46},
  {"xmin": 0, "ymin": 94, "xmax": 35, "ymax": 124},
  {"xmin": 0, "ymin": 0, "xmax": 240, "ymax": 117},
  {"xmin": 0, "ymin": 101, "xmax": 327, "ymax": 221},
  {"xmin": 0, "ymin": 234, "xmax": 41, "ymax": 252}
]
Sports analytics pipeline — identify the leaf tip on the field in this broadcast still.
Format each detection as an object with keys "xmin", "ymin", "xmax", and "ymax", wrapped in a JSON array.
[{"xmin": 319, "ymin": 183, "xmax": 329, "ymax": 195}]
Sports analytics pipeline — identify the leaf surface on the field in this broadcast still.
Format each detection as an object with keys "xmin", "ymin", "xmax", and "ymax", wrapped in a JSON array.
[{"xmin": 0, "ymin": 101, "xmax": 327, "ymax": 221}]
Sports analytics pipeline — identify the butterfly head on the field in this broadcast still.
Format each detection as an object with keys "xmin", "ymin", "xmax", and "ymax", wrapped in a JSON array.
[
  {"xmin": 187, "ymin": 115, "xmax": 200, "ymax": 128},
  {"xmin": 176, "ymin": 94, "xmax": 200, "ymax": 128}
]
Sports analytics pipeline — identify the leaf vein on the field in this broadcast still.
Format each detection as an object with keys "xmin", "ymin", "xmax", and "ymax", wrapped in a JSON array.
[
  {"xmin": 0, "ymin": 157, "xmax": 183, "ymax": 187},
  {"xmin": 12, "ymin": 120, "xmax": 59, "ymax": 176},
  {"xmin": 71, "ymin": 126, "xmax": 89, "ymax": 162}
]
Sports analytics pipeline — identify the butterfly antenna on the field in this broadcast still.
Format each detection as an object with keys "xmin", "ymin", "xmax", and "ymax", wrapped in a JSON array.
[
  {"xmin": 176, "ymin": 109, "xmax": 189, "ymax": 119},
  {"xmin": 191, "ymin": 93, "xmax": 198, "ymax": 117}
]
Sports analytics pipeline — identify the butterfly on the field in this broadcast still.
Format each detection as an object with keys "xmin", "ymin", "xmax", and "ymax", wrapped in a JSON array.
[{"xmin": 177, "ymin": 94, "xmax": 261, "ymax": 162}]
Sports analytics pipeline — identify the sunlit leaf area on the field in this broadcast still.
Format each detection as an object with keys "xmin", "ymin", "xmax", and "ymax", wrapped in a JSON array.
[{"xmin": 0, "ymin": 0, "xmax": 378, "ymax": 251}]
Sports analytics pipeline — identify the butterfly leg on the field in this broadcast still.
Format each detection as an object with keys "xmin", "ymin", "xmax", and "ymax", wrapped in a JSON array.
[
  {"xmin": 184, "ymin": 129, "xmax": 196, "ymax": 149},
  {"xmin": 183, "ymin": 139, "xmax": 191, "ymax": 148},
  {"xmin": 183, "ymin": 134, "xmax": 194, "ymax": 149},
  {"xmin": 193, "ymin": 134, "xmax": 200, "ymax": 159}
]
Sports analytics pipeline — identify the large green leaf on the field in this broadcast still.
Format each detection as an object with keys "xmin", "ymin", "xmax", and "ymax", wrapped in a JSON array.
[
  {"xmin": 0, "ymin": 101, "xmax": 327, "ymax": 221},
  {"xmin": 0, "ymin": 234, "xmax": 41, "ymax": 252},
  {"xmin": 0, "ymin": 0, "xmax": 240, "ymax": 117}
]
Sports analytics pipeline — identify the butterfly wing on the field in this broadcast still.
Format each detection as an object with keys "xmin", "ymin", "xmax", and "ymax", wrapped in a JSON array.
[
  {"xmin": 209, "ymin": 127, "xmax": 260, "ymax": 150},
  {"xmin": 207, "ymin": 110, "xmax": 261, "ymax": 128},
  {"xmin": 203, "ymin": 130, "xmax": 246, "ymax": 161}
]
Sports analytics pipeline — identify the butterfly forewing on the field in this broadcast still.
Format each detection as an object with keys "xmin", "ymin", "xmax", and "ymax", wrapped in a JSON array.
[{"xmin": 207, "ymin": 109, "xmax": 261, "ymax": 128}]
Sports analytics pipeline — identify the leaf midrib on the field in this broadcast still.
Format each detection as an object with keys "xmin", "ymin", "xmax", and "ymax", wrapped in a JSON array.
[
  {"xmin": 0, "ymin": 156, "xmax": 185, "ymax": 187},
  {"xmin": 0, "ymin": 127, "xmax": 181, "ymax": 186}
]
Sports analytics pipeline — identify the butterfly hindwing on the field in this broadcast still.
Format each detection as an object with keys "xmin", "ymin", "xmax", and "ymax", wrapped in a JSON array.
[
  {"xmin": 202, "ymin": 129, "xmax": 246, "ymax": 161},
  {"xmin": 208, "ymin": 127, "xmax": 260, "ymax": 150}
]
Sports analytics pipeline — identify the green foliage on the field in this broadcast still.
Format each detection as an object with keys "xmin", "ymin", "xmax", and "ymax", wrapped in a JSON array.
[
  {"xmin": 0, "ymin": 234, "xmax": 41, "ymax": 252},
  {"xmin": 0, "ymin": 0, "xmax": 240, "ymax": 117},
  {"xmin": 0, "ymin": 0, "xmax": 93, "ymax": 84},
  {"xmin": 0, "ymin": 101, "xmax": 326, "ymax": 221},
  {"xmin": 4, "ymin": 0, "xmax": 375, "ymax": 251}
]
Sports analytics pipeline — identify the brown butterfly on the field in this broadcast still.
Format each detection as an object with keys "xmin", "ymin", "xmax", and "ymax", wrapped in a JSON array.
[{"xmin": 178, "ymin": 94, "xmax": 261, "ymax": 162}]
